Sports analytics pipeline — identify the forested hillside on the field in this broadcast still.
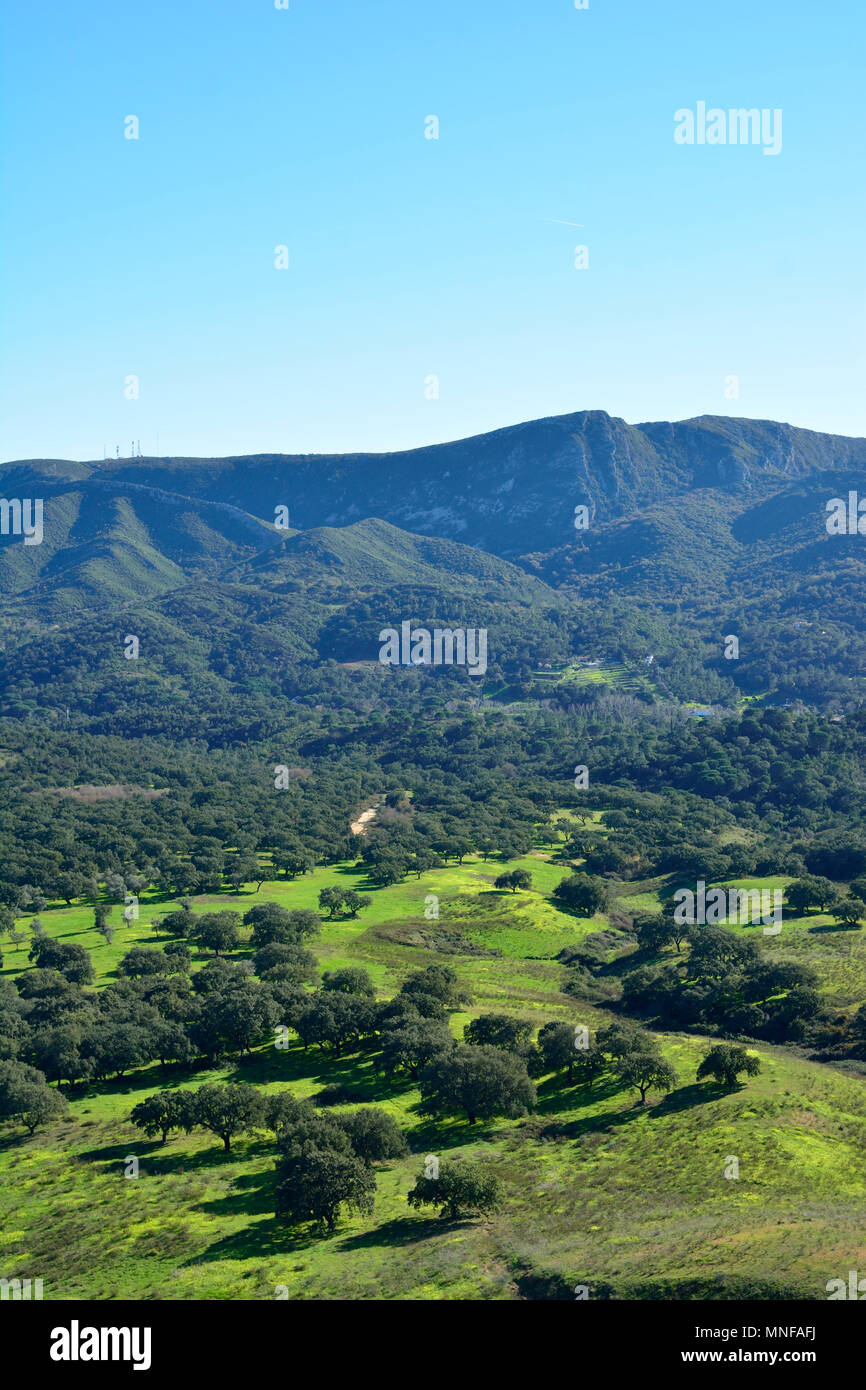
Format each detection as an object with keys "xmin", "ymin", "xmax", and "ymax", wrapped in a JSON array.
[{"xmin": 2, "ymin": 410, "xmax": 866, "ymax": 1301}]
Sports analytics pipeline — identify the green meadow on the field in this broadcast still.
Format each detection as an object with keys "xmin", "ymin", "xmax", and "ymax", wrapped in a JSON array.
[{"xmin": 2, "ymin": 851, "xmax": 866, "ymax": 1300}]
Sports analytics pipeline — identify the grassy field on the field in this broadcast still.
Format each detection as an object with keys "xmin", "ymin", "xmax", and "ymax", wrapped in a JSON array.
[
  {"xmin": 483, "ymin": 659, "xmax": 659, "ymax": 705},
  {"xmin": 540, "ymin": 660, "xmax": 660, "ymax": 697},
  {"xmin": 2, "ymin": 850, "xmax": 866, "ymax": 1301}
]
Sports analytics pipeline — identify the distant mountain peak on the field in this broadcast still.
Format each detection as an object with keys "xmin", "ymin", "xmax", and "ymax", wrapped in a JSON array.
[{"xmin": 4, "ymin": 411, "xmax": 865, "ymax": 567}]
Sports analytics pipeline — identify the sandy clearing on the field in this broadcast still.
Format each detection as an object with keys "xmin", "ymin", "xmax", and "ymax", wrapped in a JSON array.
[{"xmin": 350, "ymin": 806, "xmax": 378, "ymax": 836}]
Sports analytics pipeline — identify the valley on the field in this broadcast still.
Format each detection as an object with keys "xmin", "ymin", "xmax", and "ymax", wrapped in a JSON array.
[{"xmin": 2, "ymin": 408, "xmax": 866, "ymax": 1302}]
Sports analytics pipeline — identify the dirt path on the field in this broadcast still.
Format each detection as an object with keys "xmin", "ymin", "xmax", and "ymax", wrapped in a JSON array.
[{"xmin": 350, "ymin": 806, "xmax": 378, "ymax": 836}]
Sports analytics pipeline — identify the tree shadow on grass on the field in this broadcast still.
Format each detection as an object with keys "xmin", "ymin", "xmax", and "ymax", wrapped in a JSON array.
[
  {"xmin": 808, "ymin": 921, "xmax": 861, "ymax": 935},
  {"xmin": 77, "ymin": 1138, "xmax": 243, "ymax": 1173},
  {"xmin": 549, "ymin": 1081, "xmax": 712, "ymax": 1141},
  {"xmin": 71, "ymin": 1060, "xmax": 198, "ymax": 1106},
  {"xmin": 186, "ymin": 1180, "xmax": 458, "ymax": 1265},
  {"xmin": 197, "ymin": 1168, "xmax": 279, "ymax": 1220},
  {"xmin": 318, "ymin": 863, "xmax": 386, "ymax": 895},
  {"xmin": 0, "ymin": 1127, "xmax": 31, "ymax": 1152},
  {"xmin": 646, "ymin": 1081, "xmax": 715, "ymax": 1119},
  {"xmin": 145, "ymin": 1136, "xmax": 279, "ymax": 1176},
  {"xmin": 403, "ymin": 1114, "xmax": 497, "ymax": 1154},
  {"xmin": 549, "ymin": 1103, "xmax": 649, "ymax": 1142},
  {"xmin": 78, "ymin": 1138, "xmax": 162, "ymax": 1165},
  {"xmin": 221, "ymin": 1046, "xmax": 414, "ymax": 1103},
  {"xmin": 184, "ymin": 1214, "xmax": 300, "ymax": 1263},
  {"xmin": 77, "ymin": 1038, "xmax": 417, "ymax": 1104},
  {"xmin": 535, "ymin": 1074, "xmax": 622, "ymax": 1117},
  {"xmin": 138, "ymin": 888, "xmax": 178, "ymax": 908},
  {"xmin": 337, "ymin": 1214, "xmax": 459, "ymax": 1250},
  {"xmin": 332, "ymin": 862, "xmax": 371, "ymax": 881}
]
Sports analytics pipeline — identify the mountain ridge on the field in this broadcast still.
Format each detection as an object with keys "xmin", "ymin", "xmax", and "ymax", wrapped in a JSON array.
[{"xmin": 5, "ymin": 410, "xmax": 865, "ymax": 562}]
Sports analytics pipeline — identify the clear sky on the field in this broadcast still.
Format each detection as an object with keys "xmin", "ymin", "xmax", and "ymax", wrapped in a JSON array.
[{"xmin": 1, "ymin": 0, "xmax": 863, "ymax": 462}]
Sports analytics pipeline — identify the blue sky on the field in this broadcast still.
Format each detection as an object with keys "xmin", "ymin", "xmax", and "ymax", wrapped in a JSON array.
[{"xmin": 1, "ymin": 0, "xmax": 863, "ymax": 461}]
